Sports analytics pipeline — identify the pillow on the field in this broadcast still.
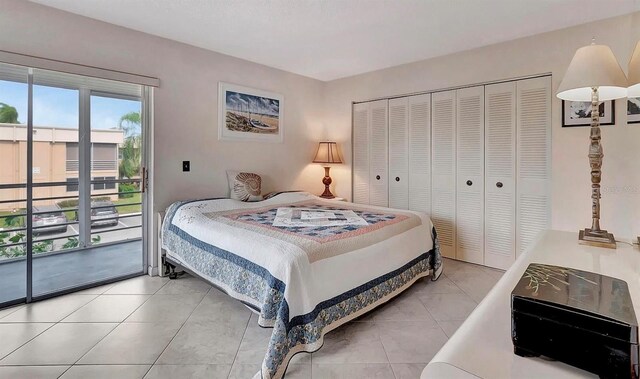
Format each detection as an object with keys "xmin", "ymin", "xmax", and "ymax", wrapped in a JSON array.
[{"xmin": 227, "ymin": 171, "xmax": 263, "ymax": 202}]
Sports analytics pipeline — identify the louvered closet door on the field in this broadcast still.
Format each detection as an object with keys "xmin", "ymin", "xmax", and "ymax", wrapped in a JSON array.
[
  {"xmin": 484, "ymin": 82, "xmax": 516, "ymax": 269},
  {"xmin": 389, "ymin": 97, "xmax": 409, "ymax": 209},
  {"xmin": 352, "ymin": 102, "xmax": 370, "ymax": 204},
  {"xmin": 369, "ymin": 100, "xmax": 389, "ymax": 207},
  {"xmin": 431, "ymin": 90, "xmax": 456, "ymax": 259},
  {"xmin": 516, "ymin": 76, "xmax": 551, "ymax": 256},
  {"xmin": 408, "ymin": 94, "xmax": 431, "ymax": 214},
  {"xmin": 456, "ymin": 86, "xmax": 484, "ymax": 264}
]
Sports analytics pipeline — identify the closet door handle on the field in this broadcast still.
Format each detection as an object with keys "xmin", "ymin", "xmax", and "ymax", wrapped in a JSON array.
[
  {"xmin": 376, "ymin": 175, "xmax": 381, "ymax": 180},
  {"xmin": 395, "ymin": 177, "xmax": 400, "ymax": 182},
  {"xmin": 496, "ymin": 182, "xmax": 503, "ymax": 188},
  {"xmin": 466, "ymin": 180, "xmax": 473, "ymax": 186}
]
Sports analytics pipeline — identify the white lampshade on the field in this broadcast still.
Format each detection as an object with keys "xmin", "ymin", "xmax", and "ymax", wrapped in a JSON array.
[
  {"xmin": 312, "ymin": 141, "xmax": 343, "ymax": 164},
  {"xmin": 628, "ymin": 40, "xmax": 640, "ymax": 98},
  {"xmin": 557, "ymin": 44, "xmax": 628, "ymax": 101}
]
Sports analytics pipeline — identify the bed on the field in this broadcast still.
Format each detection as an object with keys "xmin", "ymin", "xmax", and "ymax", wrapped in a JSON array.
[{"xmin": 161, "ymin": 191, "xmax": 442, "ymax": 379}]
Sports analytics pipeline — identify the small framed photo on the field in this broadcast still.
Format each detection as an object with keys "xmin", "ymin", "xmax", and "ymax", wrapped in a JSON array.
[
  {"xmin": 562, "ymin": 100, "xmax": 615, "ymax": 127},
  {"xmin": 218, "ymin": 82, "xmax": 284, "ymax": 143},
  {"xmin": 628, "ymin": 98, "xmax": 640, "ymax": 124}
]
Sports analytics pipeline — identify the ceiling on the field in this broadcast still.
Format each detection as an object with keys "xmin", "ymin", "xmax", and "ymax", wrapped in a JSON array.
[{"xmin": 28, "ymin": 0, "xmax": 640, "ymax": 81}]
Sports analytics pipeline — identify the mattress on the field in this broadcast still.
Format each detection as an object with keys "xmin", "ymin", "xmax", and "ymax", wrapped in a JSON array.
[{"xmin": 161, "ymin": 191, "xmax": 442, "ymax": 379}]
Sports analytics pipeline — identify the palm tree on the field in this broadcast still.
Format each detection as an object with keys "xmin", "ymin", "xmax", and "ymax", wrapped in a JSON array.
[
  {"xmin": 117, "ymin": 112, "xmax": 141, "ymax": 180},
  {"xmin": 118, "ymin": 111, "xmax": 140, "ymax": 137},
  {"xmin": 119, "ymin": 135, "xmax": 141, "ymax": 179},
  {"xmin": 0, "ymin": 103, "xmax": 19, "ymax": 123}
]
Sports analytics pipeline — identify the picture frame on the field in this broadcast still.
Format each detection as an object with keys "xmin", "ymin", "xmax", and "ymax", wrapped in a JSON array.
[
  {"xmin": 628, "ymin": 97, "xmax": 640, "ymax": 124},
  {"xmin": 218, "ymin": 82, "xmax": 284, "ymax": 143},
  {"xmin": 562, "ymin": 100, "xmax": 615, "ymax": 127}
]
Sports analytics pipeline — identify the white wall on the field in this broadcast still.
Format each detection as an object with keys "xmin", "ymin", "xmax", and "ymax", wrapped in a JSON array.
[
  {"xmin": 1, "ymin": 0, "xmax": 638, "ymax": 274},
  {"xmin": 0, "ymin": 0, "xmax": 328, "ymax": 271},
  {"xmin": 324, "ymin": 12, "xmax": 640, "ymax": 239}
]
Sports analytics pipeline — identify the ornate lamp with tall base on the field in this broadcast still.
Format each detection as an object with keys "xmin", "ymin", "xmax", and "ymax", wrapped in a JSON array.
[
  {"xmin": 556, "ymin": 40, "xmax": 628, "ymax": 249},
  {"xmin": 312, "ymin": 141, "xmax": 343, "ymax": 199}
]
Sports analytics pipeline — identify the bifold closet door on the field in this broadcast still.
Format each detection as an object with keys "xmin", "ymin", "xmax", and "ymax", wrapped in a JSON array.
[
  {"xmin": 516, "ymin": 76, "xmax": 552, "ymax": 256},
  {"xmin": 431, "ymin": 90, "xmax": 456, "ymax": 259},
  {"xmin": 389, "ymin": 97, "xmax": 409, "ymax": 209},
  {"xmin": 455, "ymin": 86, "xmax": 485, "ymax": 264},
  {"xmin": 484, "ymin": 82, "xmax": 516, "ymax": 269},
  {"xmin": 369, "ymin": 100, "xmax": 389, "ymax": 207},
  {"xmin": 352, "ymin": 102, "xmax": 370, "ymax": 205},
  {"xmin": 408, "ymin": 94, "xmax": 431, "ymax": 214}
]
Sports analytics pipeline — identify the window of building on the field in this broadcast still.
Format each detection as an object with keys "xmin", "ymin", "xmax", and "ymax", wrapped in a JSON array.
[
  {"xmin": 92, "ymin": 176, "xmax": 116, "ymax": 191},
  {"xmin": 92, "ymin": 143, "xmax": 117, "ymax": 170},
  {"xmin": 66, "ymin": 177, "xmax": 79, "ymax": 192},
  {"xmin": 66, "ymin": 142, "xmax": 79, "ymax": 171}
]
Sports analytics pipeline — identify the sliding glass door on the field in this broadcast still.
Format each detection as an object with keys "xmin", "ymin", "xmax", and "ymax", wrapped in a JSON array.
[
  {"xmin": 0, "ymin": 64, "xmax": 29, "ymax": 305},
  {"xmin": 0, "ymin": 62, "xmax": 149, "ymax": 305}
]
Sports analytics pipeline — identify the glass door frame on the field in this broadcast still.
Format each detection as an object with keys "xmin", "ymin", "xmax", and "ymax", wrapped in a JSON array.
[{"xmin": 0, "ymin": 66, "xmax": 150, "ymax": 307}]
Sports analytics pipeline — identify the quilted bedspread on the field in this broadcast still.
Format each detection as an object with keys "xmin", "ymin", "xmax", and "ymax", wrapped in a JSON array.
[{"xmin": 161, "ymin": 192, "xmax": 442, "ymax": 379}]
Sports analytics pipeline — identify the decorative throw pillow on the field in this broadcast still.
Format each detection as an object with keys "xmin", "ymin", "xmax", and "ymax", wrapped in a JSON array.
[{"xmin": 227, "ymin": 171, "xmax": 263, "ymax": 202}]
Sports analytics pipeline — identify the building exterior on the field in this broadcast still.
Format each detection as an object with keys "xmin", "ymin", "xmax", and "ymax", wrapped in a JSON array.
[{"xmin": 0, "ymin": 123, "xmax": 124, "ymax": 211}]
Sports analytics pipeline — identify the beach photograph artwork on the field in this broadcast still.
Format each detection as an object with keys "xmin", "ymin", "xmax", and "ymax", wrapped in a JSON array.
[{"xmin": 218, "ymin": 83, "xmax": 284, "ymax": 142}]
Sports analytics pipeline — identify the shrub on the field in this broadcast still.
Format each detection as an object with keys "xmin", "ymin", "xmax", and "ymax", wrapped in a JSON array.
[
  {"xmin": 57, "ymin": 199, "xmax": 78, "ymax": 209},
  {"xmin": 57, "ymin": 197, "xmax": 110, "ymax": 209},
  {"xmin": 118, "ymin": 183, "xmax": 137, "ymax": 199}
]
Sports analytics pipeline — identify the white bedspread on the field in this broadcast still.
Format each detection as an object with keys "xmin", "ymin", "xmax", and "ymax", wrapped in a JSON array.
[{"xmin": 162, "ymin": 192, "xmax": 442, "ymax": 379}]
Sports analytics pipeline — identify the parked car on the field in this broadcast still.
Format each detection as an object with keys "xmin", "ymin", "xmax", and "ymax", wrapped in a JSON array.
[
  {"xmin": 90, "ymin": 201, "xmax": 119, "ymax": 228},
  {"xmin": 72, "ymin": 201, "xmax": 120, "ymax": 228},
  {"xmin": 32, "ymin": 205, "xmax": 68, "ymax": 235}
]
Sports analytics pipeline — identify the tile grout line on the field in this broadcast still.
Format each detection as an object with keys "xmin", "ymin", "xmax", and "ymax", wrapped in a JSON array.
[
  {"xmin": 0, "ymin": 322, "xmax": 57, "ymax": 363},
  {"xmin": 0, "ymin": 293, "xmax": 100, "ymax": 368},
  {"xmin": 373, "ymin": 319, "xmax": 396, "ymax": 379},
  {"xmin": 57, "ymin": 276, "xmax": 171, "ymax": 378},
  {"xmin": 0, "ymin": 305, "xmax": 26, "ymax": 321},
  {"xmin": 227, "ymin": 307, "xmax": 254, "ymax": 379},
  {"xmin": 141, "ymin": 283, "xmax": 214, "ymax": 378},
  {"xmin": 57, "ymin": 293, "xmax": 111, "ymax": 323},
  {"xmin": 415, "ymin": 274, "xmax": 469, "ymax": 344},
  {"xmin": 2, "ymin": 262, "xmax": 494, "ymax": 378},
  {"xmin": 441, "ymin": 272, "xmax": 480, "ymax": 306}
]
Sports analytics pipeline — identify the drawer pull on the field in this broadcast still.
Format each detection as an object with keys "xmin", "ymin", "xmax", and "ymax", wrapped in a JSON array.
[
  {"xmin": 496, "ymin": 182, "xmax": 504, "ymax": 188},
  {"xmin": 466, "ymin": 180, "xmax": 473, "ymax": 186},
  {"xmin": 376, "ymin": 175, "xmax": 381, "ymax": 180}
]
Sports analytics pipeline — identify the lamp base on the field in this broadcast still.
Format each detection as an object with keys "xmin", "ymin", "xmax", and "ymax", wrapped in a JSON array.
[
  {"xmin": 319, "ymin": 166, "xmax": 335, "ymax": 199},
  {"xmin": 320, "ymin": 191, "xmax": 335, "ymax": 199},
  {"xmin": 578, "ymin": 228, "xmax": 617, "ymax": 249}
]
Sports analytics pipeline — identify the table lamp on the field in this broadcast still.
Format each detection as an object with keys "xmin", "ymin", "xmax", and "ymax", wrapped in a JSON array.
[
  {"xmin": 556, "ymin": 40, "xmax": 628, "ymax": 249},
  {"xmin": 312, "ymin": 141, "xmax": 343, "ymax": 199}
]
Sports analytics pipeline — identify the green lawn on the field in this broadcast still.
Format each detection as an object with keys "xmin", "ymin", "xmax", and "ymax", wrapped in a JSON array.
[
  {"xmin": 61, "ymin": 193, "xmax": 142, "ymax": 219},
  {"xmin": 113, "ymin": 192, "xmax": 142, "ymax": 215}
]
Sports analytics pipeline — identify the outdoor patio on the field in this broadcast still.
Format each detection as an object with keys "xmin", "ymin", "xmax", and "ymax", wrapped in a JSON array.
[{"xmin": 0, "ymin": 240, "xmax": 143, "ymax": 304}]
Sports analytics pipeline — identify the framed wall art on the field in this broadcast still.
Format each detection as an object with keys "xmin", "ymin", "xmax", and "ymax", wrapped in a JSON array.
[
  {"xmin": 562, "ymin": 100, "xmax": 615, "ymax": 127},
  {"xmin": 218, "ymin": 82, "xmax": 284, "ymax": 142},
  {"xmin": 628, "ymin": 97, "xmax": 640, "ymax": 124}
]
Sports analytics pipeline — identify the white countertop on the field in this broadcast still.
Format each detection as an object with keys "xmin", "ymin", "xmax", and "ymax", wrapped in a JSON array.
[{"xmin": 422, "ymin": 230, "xmax": 640, "ymax": 379}]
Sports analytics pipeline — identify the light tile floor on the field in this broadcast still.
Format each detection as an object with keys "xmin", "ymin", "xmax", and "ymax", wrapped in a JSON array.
[{"xmin": 0, "ymin": 258, "xmax": 503, "ymax": 379}]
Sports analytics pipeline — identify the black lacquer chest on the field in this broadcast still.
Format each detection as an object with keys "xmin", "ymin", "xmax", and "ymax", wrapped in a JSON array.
[{"xmin": 512, "ymin": 263, "xmax": 639, "ymax": 379}]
